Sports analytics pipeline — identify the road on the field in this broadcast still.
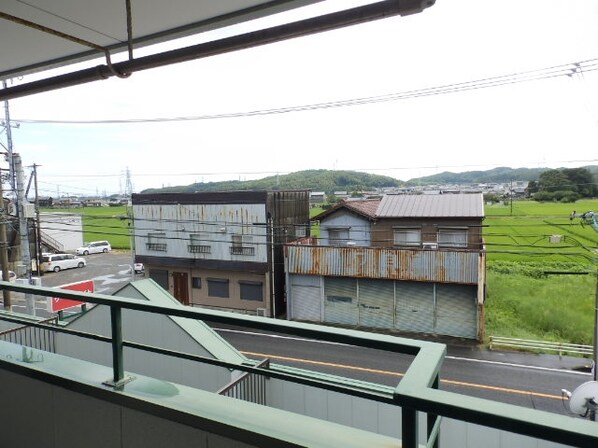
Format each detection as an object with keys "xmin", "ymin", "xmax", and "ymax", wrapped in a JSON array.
[
  {"xmin": 210, "ymin": 326, "xmax": 590, "ymax": 415},
  {"xmin": 9, "ymin": 251, "xmax": 137, "ymax": 317},
  {"xmin": 4, "ymin": 252, "xmax": 592, "ymax": 416}
]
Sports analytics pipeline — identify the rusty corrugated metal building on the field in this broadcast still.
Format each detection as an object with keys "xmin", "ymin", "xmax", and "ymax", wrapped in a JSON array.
[
  {"xmin": 132, "ymin": 191, "xmax": 310, "ymax": 317},
  {"xmin": 285, "ymin": 193, "xmax": 486, "ymax": 339}
]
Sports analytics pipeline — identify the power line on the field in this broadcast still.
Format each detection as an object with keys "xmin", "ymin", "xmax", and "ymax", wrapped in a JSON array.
[{"xmin": 11, "ymin": 58, "xmax": 598, "ymax": 125}]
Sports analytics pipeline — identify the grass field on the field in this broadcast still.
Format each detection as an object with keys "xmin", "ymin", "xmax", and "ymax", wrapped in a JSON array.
[
  {"xmin": 44, "ymin": 206, "xmax": 132, "ymax": 250},
  {"xmin": 50, "ymin": 200, "xmax": 598, "ymax": 346},
  {"xmin": 484, "ymin": 199, "xmax": 598, "ymax": 263}
]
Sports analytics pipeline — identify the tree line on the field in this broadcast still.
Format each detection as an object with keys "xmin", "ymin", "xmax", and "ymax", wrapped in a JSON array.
[{"xmin": 528, "ymin": 167, "xmax": 597, "ymax": 202}]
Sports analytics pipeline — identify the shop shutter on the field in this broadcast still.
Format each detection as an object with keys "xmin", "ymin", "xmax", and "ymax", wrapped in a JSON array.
[
  {"xmin": 358, "ymin": 279, "xmax": 394, "ymax": 329},
  {"xmin": 324, "ymin": 277, "xmax": 358, "ymax": 326},
  {"xmin": 290, "ymin": 275, "xmax": 322, "ymax": 322},
  {"xmin": 396, "ymin": 281, "xmax": 435, "ymax": 333},
  {"xmin": 436, "ymin": 284, "xmax": 477, "ymax": 338}
]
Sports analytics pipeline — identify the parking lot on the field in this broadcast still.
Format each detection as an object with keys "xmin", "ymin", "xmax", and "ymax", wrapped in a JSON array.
[{"xmin": 7, "ymin": 251, "xmax": 142, "ymax": 317}]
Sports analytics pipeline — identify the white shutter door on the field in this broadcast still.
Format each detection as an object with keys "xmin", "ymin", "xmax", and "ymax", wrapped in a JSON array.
[
  {"xmin": 324, "ymin": 277, "xmax": 358, "ymax": 326},
  {"xmin": 358, "ymin": 279, "xmax": 394, "ymax": 329},
  {"xmin": 436, "ymin": 284, "xmax": 477, "ymax": 338},
  {"xmin": 290, "ymin": 275, "xmax": 322, "ymax": 322}
]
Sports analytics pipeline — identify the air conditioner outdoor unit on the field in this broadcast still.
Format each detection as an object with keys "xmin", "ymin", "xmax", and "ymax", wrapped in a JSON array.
[
  {"xmin": 256, "ymin": 307, "xmax": 267, "ymax": 317},
  {"xmin": 422, "ymin": 242, "xmax": 438, "ymax": 250}
]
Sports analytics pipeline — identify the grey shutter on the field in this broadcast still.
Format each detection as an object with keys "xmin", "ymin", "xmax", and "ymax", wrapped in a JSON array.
[
  {"xmin": 290, "ymin": 275, "xmax": 322, "ymax": 322},
  {"xmin": 396, "ymin": 281, "xmax": 435, "ymax": 333},
  {"xmin": 358, "ymin": 279, "xmax": 394, "ymax": 329},
  {"xmin": 436, "ymin": 284, "xmax": 477, "ymax": 338},
  {"xmin": 324, "ymin": 277, "xmax": 358, "ymax": 326}
]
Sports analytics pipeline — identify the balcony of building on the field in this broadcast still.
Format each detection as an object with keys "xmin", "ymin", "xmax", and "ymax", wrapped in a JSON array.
[{"xmin": 0, "ymin": 280, "xmax": 594, "ymax": 448}]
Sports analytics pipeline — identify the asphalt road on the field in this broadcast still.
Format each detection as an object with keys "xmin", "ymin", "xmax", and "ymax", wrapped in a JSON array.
[
  {"xmin": 9, "ymin": 251, "xmax": 138, "ymax": 317},
  {"xmin": 211, "ymin": 326, "xmax": 592, "ymax": 416}
]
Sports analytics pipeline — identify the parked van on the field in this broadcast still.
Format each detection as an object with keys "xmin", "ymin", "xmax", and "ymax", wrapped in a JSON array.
[
  {"xmin": 41, "ymin": 254, "xmax": 86, "ymax": 272},
  {"xmin": 76, "ymin": 240, "xmax": 111, "ymax": 255}
]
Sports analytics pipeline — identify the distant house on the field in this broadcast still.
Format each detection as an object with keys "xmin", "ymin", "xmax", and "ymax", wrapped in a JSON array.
[
  {"xmin": 132, "ymin": 191, "xmax": 310, "ymax": 317},
  {"xmin": 309, "ymin": 191, "xmax": 326, "ymax": 205},
  {"xmin": 285, "ymin": 194, "xmax": 486, "ymax": 340}
]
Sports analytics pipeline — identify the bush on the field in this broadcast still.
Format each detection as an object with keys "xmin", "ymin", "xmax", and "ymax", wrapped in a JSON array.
[{"xmin": 532, "ymin": 191, "xmax": 555, "ymax": 202}]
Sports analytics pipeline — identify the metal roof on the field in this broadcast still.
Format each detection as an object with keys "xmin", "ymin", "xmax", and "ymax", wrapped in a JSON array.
[
  {"xmin": 376, "ymin": 193, "xmax": 485, "ymax": 218},
  {"xmin": 0, "ymin": 0, "xmax": 435, "ymax": 101}
]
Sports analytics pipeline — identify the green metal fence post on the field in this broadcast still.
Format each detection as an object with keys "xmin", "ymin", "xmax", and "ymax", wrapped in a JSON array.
[
  {"xmin": 402, "ymin": 406, "xmax": 418, "ymax": 448},
  {"xmin": 110, "ymin": 305, "xmax": 124, "ymax": 385}
]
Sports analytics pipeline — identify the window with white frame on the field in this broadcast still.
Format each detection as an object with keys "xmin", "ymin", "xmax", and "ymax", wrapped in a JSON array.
[
  {"xmin": 393, "ymin": 227, "xmax": 421, "ymax": 247},
  {"xmin": 146, "ymin": 232, "xmax": 167, "ymax": 251},
  {"xmin": 328, "ymin": 227, "xmax": 350, "ymax": 246},
  {"xmin": 438, "ymin": 227, "xmax": 468, "ymax": 248}
]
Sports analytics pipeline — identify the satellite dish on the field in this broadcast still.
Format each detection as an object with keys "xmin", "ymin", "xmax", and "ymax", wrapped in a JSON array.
[{"xmin": 568, "ymin": 381, "xmax": 598, "ymax": 416}]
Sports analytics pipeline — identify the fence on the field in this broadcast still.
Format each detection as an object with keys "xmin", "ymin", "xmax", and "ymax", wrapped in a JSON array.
[
  {"xmin": 0, "ymin": 316, "xmax": 58, "ymax": 353},
  {"xmin": 489, "ymin": 336, "xmax": 593, "ymax": 358},
  {"xmin": 217, "ymin": 358, "xmax": 270, "ymax": 405}
]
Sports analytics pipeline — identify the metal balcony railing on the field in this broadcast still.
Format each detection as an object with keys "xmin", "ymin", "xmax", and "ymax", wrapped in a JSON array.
[
  {"xmin": 230, "ymin": 246, "xmax": 255, "ymax": 256},
  {"xmin": 0, "ymin": 280, "xmax": 596, "ymax": 448},
  {"xmin": 217, "ymin": 358, "xmax": 270, "ymax": 405},
  {"xmin": 145, "ymin": 242, "xmax": 167, "ymax": 252},
  {"xmin": 188, "ymin": 244, "xmax": 211, "ymax": 254}
]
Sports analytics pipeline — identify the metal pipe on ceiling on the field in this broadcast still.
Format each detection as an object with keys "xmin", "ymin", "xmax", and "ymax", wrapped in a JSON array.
[{"xmin": 0, "ymin": 0, "xmax": 434, "ymax": 102}]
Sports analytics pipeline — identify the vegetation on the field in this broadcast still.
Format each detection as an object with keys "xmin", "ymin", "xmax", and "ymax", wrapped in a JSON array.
[
  {"xmin": 141, "ymin": 169, "xmax": 402, "ymax": 194},
  {"xmin": 43, "ymin": 206, "xmax": 131, "ymax": 250},
  {"xmin": 530, "ymin": 167, "xmax": 597, "ymax": 202}
]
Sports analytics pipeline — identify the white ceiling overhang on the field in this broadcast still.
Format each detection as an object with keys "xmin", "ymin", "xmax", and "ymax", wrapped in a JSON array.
[{"xmin": 0, "ymin": 0, "xmax": 435, "ymax": 101}]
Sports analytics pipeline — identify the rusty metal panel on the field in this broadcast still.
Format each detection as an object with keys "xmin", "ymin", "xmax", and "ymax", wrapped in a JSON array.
[
  {"xmin": 133, "ymin": 203, "xmax": 268, "ymax": 262},
  {"xmin": 286, "ymin": 246, "xmax": 480, "ymax": 284}
]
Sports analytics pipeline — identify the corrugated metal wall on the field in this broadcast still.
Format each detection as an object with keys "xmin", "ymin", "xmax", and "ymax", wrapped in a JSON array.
[{"xmin": 286, "ymin": 246, "xmax": 480, "ymax": 284}]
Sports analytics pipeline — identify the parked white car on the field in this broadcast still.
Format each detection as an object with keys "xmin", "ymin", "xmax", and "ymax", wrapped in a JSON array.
[
  {"xmin": 76, "ymin": 240, "xmax": 111, "ymax": 255},
  {"xmin": 41, "ymin": 254, "xmax": 86, "ymax": 272}
]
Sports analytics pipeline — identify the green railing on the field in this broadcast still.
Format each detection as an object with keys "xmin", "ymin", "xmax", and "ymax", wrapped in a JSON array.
[{"xmin": 0, "ymin": 281, "xmax": 596, "ymax": 448}]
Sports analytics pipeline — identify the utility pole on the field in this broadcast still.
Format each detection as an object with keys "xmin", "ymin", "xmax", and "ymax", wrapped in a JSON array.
[
  {"xmin": 2, "ymin": 80, "xmax": 16, "ymax": 191},
  {"xmin": 14, "ymin": 154, "xmax": 34, "ymax": 315},
  {"xmin": 33, "ymin": 164, "xmax": 42, "ymax": 276},
  {"xmin": 0, "ymin": 173, "xmax": 11, "ymax": 309}
]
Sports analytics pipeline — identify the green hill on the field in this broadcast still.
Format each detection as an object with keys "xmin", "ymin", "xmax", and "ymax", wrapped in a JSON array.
[
  {"xmin": 140, "ymin": 166, "xmax": 598, "ymax": 194},
  {"xmin": 141, "ymin": 169, "xmax": 403, "ymax": 194}
]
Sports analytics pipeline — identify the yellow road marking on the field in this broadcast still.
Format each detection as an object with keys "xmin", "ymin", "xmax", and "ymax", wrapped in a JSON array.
[{"xmin": 241, "ymin": 351, "xmax": 563, "ymax": 401}]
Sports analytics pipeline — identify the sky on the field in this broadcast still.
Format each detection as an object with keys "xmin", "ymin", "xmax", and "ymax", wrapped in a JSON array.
[{"xmin": 3, "ymin": 0, "xmax": 598, "ymax": 197}]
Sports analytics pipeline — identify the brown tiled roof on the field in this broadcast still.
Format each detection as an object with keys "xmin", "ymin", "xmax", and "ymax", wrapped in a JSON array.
[
  {"xmin": 344, "ymin": 199, "xmax": 381, "ymax": 218},
  {"xmin": 376, "ymin": 194, "xmax": 484, "ymax": 218},
  {"xmin": 313, "ymin": 199, "xmax": 380, "ymax": 221}
]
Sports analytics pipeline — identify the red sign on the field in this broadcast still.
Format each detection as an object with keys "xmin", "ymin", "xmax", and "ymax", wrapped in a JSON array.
[{"xmin": 51, "ymin": 280, "xmax": 95, "ymax": 313}]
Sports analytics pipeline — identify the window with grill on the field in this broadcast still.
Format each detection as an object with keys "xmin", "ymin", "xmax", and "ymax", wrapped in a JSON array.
[
  {"xmin": 207, "ymin": 278, "xmax": 229, "ymax": 298},
  {"xmin": 188, "ymin": 233, "xmax": 211, "ymax": 254},
  {"xmin": 438, "ymin": 227, "xmax": 468, "ymax": 248},
  {"xmin": 146, "ymin": 232, "xmax": 167, "ymax": 251},
  {"xmin": 239, "ymin": 281, "xmax": 263, "ymax": 301},
  {"xmin": 393, "ymin": 228, "xmax": 421, "ymax": 247},
  {"xmin": 230, "ymin": 234, "xmax": 255, "ymax": 256}
]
